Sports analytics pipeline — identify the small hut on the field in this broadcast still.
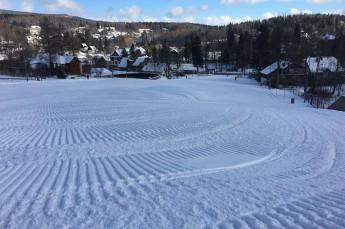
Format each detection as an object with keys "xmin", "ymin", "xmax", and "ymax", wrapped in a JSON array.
[{"xmin": 329, "ymin": 96, "xmax": 345, "ymax": 112}]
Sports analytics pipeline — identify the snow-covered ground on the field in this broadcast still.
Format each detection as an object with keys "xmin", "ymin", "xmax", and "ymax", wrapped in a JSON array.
[{"xmin": 0, "ymin": 76, "xmax": 345, "ymax": 228}]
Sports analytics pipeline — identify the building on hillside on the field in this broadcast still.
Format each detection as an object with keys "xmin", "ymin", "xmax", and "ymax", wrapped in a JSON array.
[
  {"xmin": 110, "ymin": 46, "xmax": 146, "ymax": 66},
  {"xmin": 170, "ymin": 47, "xmax": 180, "ymax": 65},
  {"xmin": 53, "ymin": 55, "xmax": 82, "ymax": 75},
  {"xmin": 306, "ymin": 57, "xmax": 338, "ymax": 73},
  {"xmin": 30, "ymin": 55, "xmax": 49, "ymax": 76},
  {"xmin": 65, "ymin": 57, "xmax": 81, "ymax": 75},
  {"xmin": 305, "ymin": 56, "xmax": 343, "ymax": 87},
  {"xmin": 79, "ymin": 43, "xmax": 99, "ymax": 58},
  {"xmin": 118, "ymin": 57, "xmax": 132, "ymax": 70},
  {"xmin": 30, "ymin": 54, "xmax": 49, "ymax": 69},
  {"xmin": 321, "ymin": 34, "xmax": 336, "ymax": 41},
  {"xmin": 27, "ymin": 25, "xmax": 41, "ymax": 46},
  {"xmin": 134, "ymin": 47, "xmax": 146, "ymax": 57},
  {"xmin": 260, "ymin": 60, "xmax": 306, "ymax": 87}
]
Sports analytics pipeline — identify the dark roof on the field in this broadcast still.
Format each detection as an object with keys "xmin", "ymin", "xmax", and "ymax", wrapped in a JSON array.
[{"xmin": 328, "ymin": 96, "xmax": 345, "ymax": 112}]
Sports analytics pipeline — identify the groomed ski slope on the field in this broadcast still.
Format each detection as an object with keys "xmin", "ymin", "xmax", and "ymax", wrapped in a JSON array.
[{"xmin": 0, "ymin": 76, "xmax": 345, "ymax": 228}]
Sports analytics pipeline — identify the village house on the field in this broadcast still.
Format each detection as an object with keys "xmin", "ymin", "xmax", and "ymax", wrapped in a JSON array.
[
  {"xmin": 110, "ymin": 46, "xmax": 147, "ymax": 67},
  {"xmin": 328, "ymin": 96, "xmax": 345, "ymax": 112},
  {"xmin": 169, "ymin": 47, "xmax": 180, "ymax": 65},
  {"xmin": 92, "ymin": 55, "xmax": 108, "ymax": 68},
  {"xmin": 29, "ymin": 54, "xmax": 82, "ymax": 76},
  {"xmin": 53, "ymin": 55, "xmax": 82, "ymax": 75},
  {"xmin": 306, "ymin": 56, "xmax": 338, "ymax": 74},
  {"xmin": 305, "ymin": 56, "xmax": 342, "ymax": 87},
  {"xmin": 260, "ymin": 60, "xmax": 289, "ymax": 87},
  {"xmin": 131, "ymin": 56, "xmax": 150, "ymax": 71},
  {"xmin": 260, "ymin": 60, "xmax": 306, "ymax": 87},
  {"xmin": 173, "ymin": 64, "xmax": 197, "ymax": 75},
  {"xmin": 110, "ymin": 49, "xmax": 123, "ymax": 66},
  {"xmin": 142, "ymin": 63, "xmax": 167, "ymax": 74}
]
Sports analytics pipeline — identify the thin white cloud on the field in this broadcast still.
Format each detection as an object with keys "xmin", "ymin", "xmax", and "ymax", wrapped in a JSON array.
[
  {"xmin": 142, "ymin": 16, "xmax": 158, "ymax": 22},
  {"xmin": 200, "ymin": 4, "xmax": 209, "ymax": 11},
  {"xmin": 221, "ymin": 0, "xmax": 266, "ymax": 4},
  {"xmin": 289, "ymin": 8, "xmax": 314, "ymax": 15},
  {"xmin": 0, "ymin": 0, "xmax": 9, "ymax": 9},
  {"xmin": 203, "ymin": 15, "xmax": 252, "ymax": 25},
  {"xmin": 303, "ymin": 10, "xmax": 313, "ymax": 14},
  {"xmin": 309, "ymin": 0, "xmax": 333, "ymax": 3},
  {"xmin": 21, "ymin": 0, "xmax": 32, "ymax": 12},
  {"xmin": 42, "ymin": 0, "xmax": 82, "ymax": 12},
  {"xmin": 163, "ymin": 16, "xmax": 172, "ymax": 22},
  {"xmin": 290, "ymin": 8, "xmax": 300, "ymax": 15},
  {"xmin": 263, "ymin": 11, "xmax": 278, "ymax": 19},
  {"xmin": 167, "ymin": 5, "xmax": 211, "ymax": 18},
  {"xmin": 168, "ymin": 6, "xmax": 185, "ymax": 17},
  {"xmin": 184, "ymin": 16, "xmax": 196, "ymax": 23},
  {"xmin": 119, "ymin": 5, "xmax": 142, "ymax": 21}
]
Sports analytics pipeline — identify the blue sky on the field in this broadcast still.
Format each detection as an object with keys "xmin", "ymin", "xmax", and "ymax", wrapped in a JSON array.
[{"xmin": 0, "ymin": 0, "xmax": 344, "ymax": 25}]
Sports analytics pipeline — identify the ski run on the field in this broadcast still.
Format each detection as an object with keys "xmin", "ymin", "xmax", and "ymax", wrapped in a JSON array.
[{"xmin": 0, "ymin": 76, "xmax": 345, "ymax": 228}]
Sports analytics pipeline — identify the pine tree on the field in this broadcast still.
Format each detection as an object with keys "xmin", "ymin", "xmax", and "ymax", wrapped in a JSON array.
[
  {"xmin": 334, "ymin": 32, "xmax": 345, "ymax": 66},
  {"xmin": 39, "ymin": 17, "xmax": 62, "ymax": 73},
  {"xmin": 271, "ymin": 26, "xmax": 282, "ymax": 61},
  {"xmin": 129, "ymin": 44, "xmax": 136, "ymax": 59},
  {"xmin": 226, "ymin": 27, "xmax": 236, "ymax": 67},
  {"xmin": 152, "ymin": 46, "xmax": 158, "ymax": 72},
  {"xmin": 152, "ymin": 47, "xmax": 158, "ymax": 63},
  {"xmin": 253, "ymin": 23, "xmax": 270, "ymax": 68},
  {"xmin": 291, "ymin": 23, "xmax": 303, "ymax": 64},
  {"xmin": 183, "ymin": 39, "xmax": 192, "ymax": 63},
  {"xmin": 191, "ymin": 35, "xmax": 203, "ymax": 72},
  {"xmin": 159, "ymin": 39, "xmax": 170, "ymax": 64},
  {"xmin": 237, "ymin": 32, "xmax": 251, "ymax": 72},
  {"xmin": 121, "ymin": 48, "xmax": 128, "ymax": 58}
]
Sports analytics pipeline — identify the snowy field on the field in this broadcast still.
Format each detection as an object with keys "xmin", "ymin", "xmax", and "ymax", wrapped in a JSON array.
[{"xmin": 0, "ymin": 76, "xmax": 345, "ymax": 228}]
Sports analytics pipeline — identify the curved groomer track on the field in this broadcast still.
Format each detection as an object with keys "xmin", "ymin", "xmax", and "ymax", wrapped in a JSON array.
[{"xmin": 0, "ymin": 76, "xmax": 344, "ymax": 228}]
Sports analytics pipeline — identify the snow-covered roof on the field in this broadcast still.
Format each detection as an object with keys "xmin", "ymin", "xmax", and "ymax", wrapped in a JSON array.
[
  {"xmin": 138, "ymin": 29, "xmax": 152, "ymax": 34},
  {"xmin": 178, "ymin": 64, "xmax": 197, "ymax": 72},
  {"xmin": 142, "ymin": 63, "xmax": 167, "ymax": 73},
  {"xmin": 89, "ymin": 46, "xmax": 97, "ymax": 51},
  {"xmin": 91, "ymin": 68, "xmax": 112, "ymax": 77},
  {"xmin": 54, "ymin": 55, "xmax": 77, "ymax": 65},
  {"xmin": 29, "ymin": 25, "xmax": 41, "ymax": 35},
  {"xmin": 30, "ymin": 54, "xmax": 49, "ymax": 65},
  {"xmin": 170, "ymin": 47, "xmax": 179, "ymax": 53},
  {"xmin": 118, "ymin": 58, "xmax": 129, "ymax": 68},
  {"xmin": 260, "ymin": 61, "xmax": 289, "ymax": 75},
  {"xmin": 112, "ymin": 47, "xmax": 147, "ymax": 58},
  {"xmin": 0, "ymin": 54, "xmax": 8, "ymax": 61},
  {"xmin": 137, "ymin": 47, "xmax": 146, "ymax": 55},
  {"xmin": 132, "ymin": 56, "xmax": 148, "ymax": 67},
  {"xmin": 77, "ymin": 52, "xmax": 88, "ymax": 60},
  {"xmin": 206, "ymin": 63, "xmax": 216, "ymax": 70},
  {"xmin": 111, "ymin": 49, "xmax": 123, "ymax": 57},
  {"xmin": 321, "ymin": 34, "xmax": 336, "ymax": 41},
  {"xmin": 307, "ymin": 57, "xmax": 338, "ymax": 73}
]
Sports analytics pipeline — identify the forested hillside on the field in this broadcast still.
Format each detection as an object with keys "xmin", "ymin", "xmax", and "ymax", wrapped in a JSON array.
[{"xmin": 0, "ymin": 9, "xmax": 344, "ymax": 70}]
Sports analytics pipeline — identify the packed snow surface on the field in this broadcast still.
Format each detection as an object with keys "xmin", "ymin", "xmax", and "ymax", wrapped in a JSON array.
[{"xmin": 0, "ymin": 76, "xmax": 345, "ymax": 228}]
